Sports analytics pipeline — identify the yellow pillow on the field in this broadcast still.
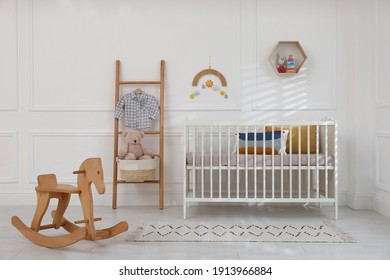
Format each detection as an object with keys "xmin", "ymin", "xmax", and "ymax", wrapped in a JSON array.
[
  {"xmin": 266, "ymin": 126, "xmax": 316, "ymax": 154},
  {"xmin": 238, "ymin": 147, "xmax": 278, "ymax": 155}
]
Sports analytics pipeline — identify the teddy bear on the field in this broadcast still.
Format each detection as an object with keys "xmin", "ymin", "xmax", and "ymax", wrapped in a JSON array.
[{"xmin": 119, "ymin": 129, "xmax": 155, "ymax": 160}]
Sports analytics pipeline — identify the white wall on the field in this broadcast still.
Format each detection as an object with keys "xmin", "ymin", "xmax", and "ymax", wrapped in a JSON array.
[
  {"xmin": 338, "ymin": 0, "xmax": 376, "ymax": 210},
  {"xmin": 373, "ymin": 0, "xmax": 390, "ymax": 217},
  {"xmin": 0, "ymin": 0, "xmax": 383, "ymax": 212}
]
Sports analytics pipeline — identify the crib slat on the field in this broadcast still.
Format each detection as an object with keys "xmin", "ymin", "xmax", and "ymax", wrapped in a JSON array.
[
  {"xmin": 280, "ymin": 125, "xmax": 284, "ymax": 199},
  {"xmin": 263, "ymin": 125, "xmax": 266, "ymax": 199},
  {"xmin": 298, "ymin": 125, "xmax": 302, "ymax": 199},
  {"xmin": 245, "ymin": 125, "xmax": 248, "ymax": 199},
  {"xmin": 219, "ymin": 125, "xmax": 222, "ymax": 198},
  {"xmin": 228, "ymin": 126, "xmax": 231, "ymax": 199},
  {"xmin": 254, "ymin": 126, "xmax": 257, "ymax": 199},
  {"xmin": 192, "ymin": 126, "xmax": 196, "ymax": 199},
  {"xmin": 289, "ymin": 125, "xmax": 293, "ymax": 199},
  {"xmin": 183, "ymin": 124, "xmax": 187, "ymax": 219},
  {"xmin": 334, "ymin": 121, "xmax": 339, "ymax": 219},
  {"xmin": 272, "ymin": 125, "xmax": 275, "ymax": 199},
  {"xmin": 316, "ymin": 125, "xmax": 320, "ymax": 200},
  {"xmin": 210, "ymin": 125, "xmax": 213, "ymax": 199},
  {"xmin": 325, "ymin": 124, "xmax": 328, "ymax": 198},
  {"xmin": 201, "ymin": 127, "xmax": 205, "ymax": 199},
  {"xmin": 307, "ymin": 125, "xmax": 311, "ymax": 199},
  {"xmin": 236, "ymin": 125, "xmax": 240, "ymax": 199}
]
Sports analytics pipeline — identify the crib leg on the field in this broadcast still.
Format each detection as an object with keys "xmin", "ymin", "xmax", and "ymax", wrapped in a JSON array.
[
  {"xmin": 183, "ymin": 202, "xmax": 187, "ymax": 219},
  {"xmin": 334, "ymin": 203, "xmax": 338, "ymax": 220}
]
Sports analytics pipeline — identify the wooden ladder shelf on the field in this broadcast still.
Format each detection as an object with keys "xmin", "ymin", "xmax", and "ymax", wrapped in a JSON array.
[{"xmin": 112, "ymin": 60, "xmax": 165, "ymax": 209}]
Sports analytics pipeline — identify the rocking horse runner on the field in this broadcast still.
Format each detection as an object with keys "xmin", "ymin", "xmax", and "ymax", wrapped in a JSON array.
[{"xmin": 11, "ymin": 158, "xmax": 128, "ymax": 248}]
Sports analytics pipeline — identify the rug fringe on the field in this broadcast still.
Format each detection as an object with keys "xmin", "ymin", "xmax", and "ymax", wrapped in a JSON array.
[
  {"xmin": 126, "ymin": 222, "xmax": 146, "ymax": 242},
  {"xmin": 323, "ymin": 219, "xmax": 357, "ymax": 243}
]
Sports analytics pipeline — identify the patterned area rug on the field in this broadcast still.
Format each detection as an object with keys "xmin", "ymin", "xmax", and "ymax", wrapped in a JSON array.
[{"xmin": 126, "ymin": 220, "xmax": 356, "ymax": 243}]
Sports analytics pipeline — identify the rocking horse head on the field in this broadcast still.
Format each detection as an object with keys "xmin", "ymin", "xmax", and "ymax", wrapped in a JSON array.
[{"xmin": 74, "ymin": 158, "xmax": 105, "ymax": 194}]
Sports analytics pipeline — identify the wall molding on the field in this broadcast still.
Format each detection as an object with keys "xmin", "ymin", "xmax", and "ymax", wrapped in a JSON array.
[
  {"xmin": 0, "ymin": 185, "xmax": 184, "ymax": 206},
  {"xmin": 0, "ymin": 131, "xmax": 19, "ymax": 183},
  {"xmin": 29, "ymin": 130, "xmax": 184, "ymax": 184},
  {"xmin": 29, "ymin": 130, "xmax": 113, "ymax": 183},
  {"xmin": 28, "ymin": 0, "xmax": 112, "ymax": 112},
  {"xmin": 376, "ymin": 131, "xmax": 390, "ymax": 192},
  {"xmin": 374, "ymin": 0, "xmax": 390, "ymax": 108},
  {"xmin": 29, "ymin": 0, "xmax": 242, "ymax": 112},
  {"xmin": 252, "ymin": 0, "xmax": 338, "ymax": 111},
  {"xmin": 29, "ymin": 106, "xmax": 113, "ymax": 112},
  {"xmin": 375, "ymin": 102, "xmax": 390, "ymax": 109},
  {"xmin": 347, "ymin": 193, "xmax": 373, "ymax": 210},
  {"xmin": 166, "ymin": 105, "xmax": 241, "ymax": 112},
  {"xmin": 0, "ymin": 0, "xmax": 18, "ymax": 111},
  {"xmin": 166, "ymin": 0, "xmax": 242, "ymax": 112},
  {"xmin": 0, "ymin": 105, "xmax": 19, "ymax": 111},
  {"xmin": 373, "ymin": 192, "xmax": 390, "ymax": 218},
  {"xmin": 252, "ymin": 104, "xmax": 338, "ymax": 111}
]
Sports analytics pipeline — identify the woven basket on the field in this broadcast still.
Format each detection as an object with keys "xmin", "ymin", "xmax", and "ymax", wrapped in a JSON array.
[{"xmin": 118, "ymin": 157, "xmax": 159, "ymax": 182}]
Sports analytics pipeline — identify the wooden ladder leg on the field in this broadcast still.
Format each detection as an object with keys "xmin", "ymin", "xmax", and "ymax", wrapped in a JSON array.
[
  {"xmin": 159, "ymin": 180, "xmax": 164, "ymax": 210},
  {"xmin": 112, "ymin": 60, "xmax": 120, "ymax": 210},
  {"xmin": 112, "ymin": 180, "xmax": 117, "ymax": 209},
  {"xmin": 30, "ymin": 192, "xmax": 51, "ymax": 231},
  {"xmin": 52, "ymin": 193, "xmax": 71, "ymax": 229}
]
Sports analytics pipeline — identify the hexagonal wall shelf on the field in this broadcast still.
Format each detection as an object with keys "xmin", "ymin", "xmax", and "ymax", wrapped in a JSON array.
[{"xmin": 269, "ymin": 41, "xmax": 307, "ymax": 75}]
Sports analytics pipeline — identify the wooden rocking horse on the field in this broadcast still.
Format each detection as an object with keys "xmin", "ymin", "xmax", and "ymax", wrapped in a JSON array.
[{"xmin": 11, "ymin": 158, "xmax": 128, "ymax": 248}]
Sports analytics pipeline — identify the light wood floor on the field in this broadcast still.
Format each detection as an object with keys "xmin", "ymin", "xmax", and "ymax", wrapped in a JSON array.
[{"xmin": 1, "ymin": 204, "xmax": 390, "ymax": 260}]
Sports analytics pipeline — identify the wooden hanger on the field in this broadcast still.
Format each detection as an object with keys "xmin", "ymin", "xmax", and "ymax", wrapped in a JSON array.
[{"xmin": 134, "ymin": 86, "xmax": 143, "ymax": 94}]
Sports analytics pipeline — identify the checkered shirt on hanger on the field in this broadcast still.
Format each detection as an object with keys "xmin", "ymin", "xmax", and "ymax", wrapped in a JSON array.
[{"xmin": 114, "ymin": 91, "xmax": 160, "ymax": 129}]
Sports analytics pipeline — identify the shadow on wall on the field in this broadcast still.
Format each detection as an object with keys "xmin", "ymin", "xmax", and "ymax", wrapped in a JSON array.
[
  {"xmin": 251, "ymin": 67, "xmax": 308, "ymax": 119},
  {"xmin": 240, "ymin": 61, "xmax": 308, "ymax": 122},
  {"xmin": 166, "ymin": 62, "xmax": 309, "ymax": 128}
]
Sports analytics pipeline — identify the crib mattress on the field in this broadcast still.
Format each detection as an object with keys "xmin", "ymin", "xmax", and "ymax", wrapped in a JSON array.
[{"xmin": 186, "ymin": 153, "xmax": 335, "ymax": 167}]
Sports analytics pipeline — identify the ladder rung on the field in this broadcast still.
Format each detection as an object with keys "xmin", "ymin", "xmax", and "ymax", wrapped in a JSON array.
[
  {"xmin": 118, "ymin": 81, "xmax": 161, "ymax": 85},
  {"xmin": 117, "ymin": 180, "xmax": 160, "ymax": 184},
  {"xmin": 145, "ymin": 131, "xmax": 161, "ymax": 135},
  {"xmin": 119, "ymin": 131, "xmax": 160, "ymax": 135},
  {"xmin": 116, "ymin": 154, "xmax": 160, "ymax": 159}
]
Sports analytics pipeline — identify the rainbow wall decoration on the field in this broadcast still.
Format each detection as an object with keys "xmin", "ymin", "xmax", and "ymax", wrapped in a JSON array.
[{"xmin": 190, "ymin": 67, "xmax": 228, "ymax": 100}]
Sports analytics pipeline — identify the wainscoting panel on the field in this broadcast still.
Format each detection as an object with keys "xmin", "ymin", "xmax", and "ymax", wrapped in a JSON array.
[
  {"xmin": 376, "ymin": 132, "xmax": 390, "ymax": 192},
  {"xmin": 0, "ymin": 131, "xmax": 18, "ymax": 183},
  {"xmin": 0, "ymin": 0, "xmax": 18, "ymax": 111},
  {"xmin": 253, "ymin": 0, "xmax": 337, "ymax": 111},
  {"xmin": 376, "ymin": 0, "xmax": 390, "ymax": 107},
  {"xmin": 30, "ymin": 131, "xmax": 113, "ymax": 183}
]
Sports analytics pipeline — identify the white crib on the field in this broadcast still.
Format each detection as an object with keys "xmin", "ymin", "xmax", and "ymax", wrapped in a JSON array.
[{"xmin": 183, "ymin": 119, "xmax": 338, "ymax": 219}]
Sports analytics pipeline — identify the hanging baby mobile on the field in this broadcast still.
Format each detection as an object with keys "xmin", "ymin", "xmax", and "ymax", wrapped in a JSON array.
[{"xmin": 189, "ymin": 57, "xmax": 228, "ymax": 100}]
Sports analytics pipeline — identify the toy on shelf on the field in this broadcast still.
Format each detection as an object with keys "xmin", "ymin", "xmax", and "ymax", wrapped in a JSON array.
[
  {"xmin": 286, "ymin": 54, "xmax": 296, "ymax": 73},
  {"xmin": 268, "ymin": 41, "xmax": 307, "ymax": 75},
  {"xmin": 11, "ymin": 158, "xmax": 128, "ymax": 248},
  {"xmin": 276, "ymin": 53, "xmax": 287, "ymax": 73}
]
